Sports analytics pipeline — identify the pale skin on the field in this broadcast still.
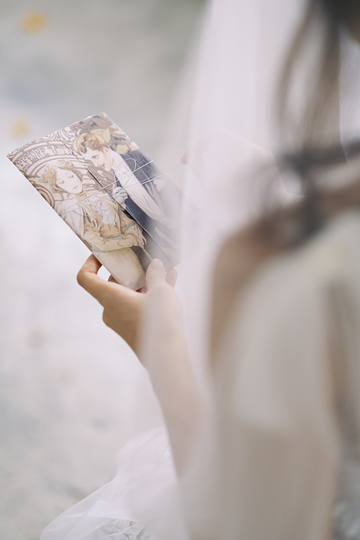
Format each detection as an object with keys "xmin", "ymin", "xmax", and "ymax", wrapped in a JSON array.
[{"xmin": 77, "ymin": 255, "xmax": 200, "ymax": 471}]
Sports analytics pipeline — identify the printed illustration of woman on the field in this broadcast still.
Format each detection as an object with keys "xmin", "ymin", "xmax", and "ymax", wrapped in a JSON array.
[{"xmin": 41, "ymin": 162, "xmax": 148, "ymax": 289}]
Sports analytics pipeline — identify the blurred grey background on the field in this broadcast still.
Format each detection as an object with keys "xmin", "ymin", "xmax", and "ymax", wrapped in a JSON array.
[{"xmin": 0, "ymin": 1, "xmax": 204, "ymax": 538}]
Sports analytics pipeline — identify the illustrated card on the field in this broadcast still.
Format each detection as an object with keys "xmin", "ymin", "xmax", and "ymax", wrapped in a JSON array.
[{"xmin": 8, "ymin": 113, "xmax": 182, "ymax": 290}]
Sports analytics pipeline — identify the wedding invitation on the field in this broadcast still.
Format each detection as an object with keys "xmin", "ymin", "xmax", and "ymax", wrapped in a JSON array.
[{"xmin": 8, "ymin": 113, "xmax": 182, "ymax": 290}]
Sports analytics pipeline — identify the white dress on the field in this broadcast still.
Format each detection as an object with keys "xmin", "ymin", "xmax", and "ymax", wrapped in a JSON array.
[
  {"xmin": 178, "ymin": 210, "xmax": 360, "ymax": 540},
  {"xmin": 41, "ymin": 211, "xmax": 360, "ymax": 539}
]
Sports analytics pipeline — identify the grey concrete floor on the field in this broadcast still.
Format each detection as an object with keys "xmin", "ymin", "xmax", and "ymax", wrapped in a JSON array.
[{"xmin": 0, "ymin": 1, "xmax": 204, "ymax": 538}]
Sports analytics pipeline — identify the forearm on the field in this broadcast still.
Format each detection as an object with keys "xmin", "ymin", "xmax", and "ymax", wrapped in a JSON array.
[
  {"xmin": 77, "ymin": 256, "xmax": 195, "ymax": 473},
  {"xmin": 140, "ymin": 291, "xmax": 200, "ymax": 474},
  {"xmin": 147, "ymin": 334, "xmax": 200, "ymax": 474}
]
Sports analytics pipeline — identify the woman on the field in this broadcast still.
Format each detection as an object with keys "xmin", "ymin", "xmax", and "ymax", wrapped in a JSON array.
[
  {"xmin": 42, "ymin": 0, "xmax": 360, "ymax": 538},
  {"xmin": 42, "ymin": 162, "xmax": 147, "ymax": 289}
]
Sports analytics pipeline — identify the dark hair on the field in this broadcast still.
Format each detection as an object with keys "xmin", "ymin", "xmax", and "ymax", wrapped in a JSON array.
[
  {"xmin": 279, "ymin": 0, "xmax": 335, "ymax": 144},
  {"xmin": 276, "ymin": 0, "xmax": 360, "ymax": 243},
  {"xmin": 320, "ymin": 0, "xmax": 360, "ymax": 25},
  {"xmin": 280, "ymin": 0, "xmax": 360, "ymax": 141}
]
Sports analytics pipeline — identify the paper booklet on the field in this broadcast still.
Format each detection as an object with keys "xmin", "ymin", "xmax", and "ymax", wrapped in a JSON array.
[{"xmin": 8, "ymin": 113, "xmax": 182, "ymax": 290}]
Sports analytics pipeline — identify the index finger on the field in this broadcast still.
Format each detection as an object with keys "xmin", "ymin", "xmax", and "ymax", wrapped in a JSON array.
[{"xmin": 77, "ymin": 254, "xmax": 112, "ymax": 304}]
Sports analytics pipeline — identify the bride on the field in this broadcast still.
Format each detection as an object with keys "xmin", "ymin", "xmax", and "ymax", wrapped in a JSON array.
[{"xmin": 42, "ymin": 0, "xmax": 360, "ymax": 538}]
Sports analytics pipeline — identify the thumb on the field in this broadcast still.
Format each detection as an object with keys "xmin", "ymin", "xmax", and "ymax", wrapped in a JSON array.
[{"xmin": 146, "ymin": 259, "xmax": 166, "ymax": 291}]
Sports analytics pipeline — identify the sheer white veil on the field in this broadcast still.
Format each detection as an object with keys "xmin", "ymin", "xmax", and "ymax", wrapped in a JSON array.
[
  {"xmin": 156, "ymin": 0, "xmax": 360, "ymax": 538},
  {"xmin": 157, "ymin": 0, "xmax": 305, "ymax": 395},
  {"xmin": 166, "ymin": 0, "xmax": 360, "ymax": 390},
  {"xmin": 41, "ymin": 0, "xmax": 360, "ymax": 538},
  {"xmin": 160, "ymin": 0, "xmax": 308, "ymax": 410}
]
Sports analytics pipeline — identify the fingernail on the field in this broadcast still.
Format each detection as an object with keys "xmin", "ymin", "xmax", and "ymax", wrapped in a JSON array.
[{"xmin": 150, "ymin": 259, "xmax": 163, "ymax": 270}]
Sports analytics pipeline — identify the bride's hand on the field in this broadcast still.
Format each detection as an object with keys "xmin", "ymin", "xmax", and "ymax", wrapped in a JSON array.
[
  {"xmin": 78, "ymin": 255, "xmax": 198, "ymax": 471},
  {"xmin": 77, "ymin": 255, "xmax": 178, "ymax": 358}
]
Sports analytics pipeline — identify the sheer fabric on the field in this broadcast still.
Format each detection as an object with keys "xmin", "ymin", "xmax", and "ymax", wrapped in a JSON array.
[
  {"xmin": 41, "ymin": 0, "xmax": 360, "ymax": 538},
  {"xmin": 42, "ymin": 212, "xmax": 360, "ymax": 539},
  {"xmin": 40, "ymin": 428, "xmax": 176, "ymax": 540}
]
